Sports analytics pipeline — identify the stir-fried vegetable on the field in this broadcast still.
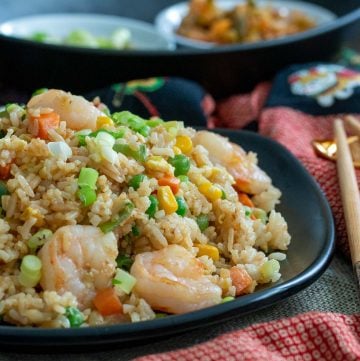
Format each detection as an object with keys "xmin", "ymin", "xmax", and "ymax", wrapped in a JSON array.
[
  {"xmin": 129, "ymin": 174, "xmax": 146, "ymax": 190},
  {"xmin": 175, "ymin": 196, "xmax": 187, "ymax": 217},
  {"xmin": 112, "ymin": 111, "xmax": 150, "ymax": 137},
  {"xmin": 65, "ymin": 306, "xmax": 84, "ymax": 328},
  {"xmin": 146, "ymin": 195, "xmax": 159, "ymax": 218},
  {"xmin": 116, "ymin": 254, "xmax": 134, "ymax": 271},
  {"xmin": 93, "ymin": 288, "xmax": 123, "ymax": 316},
  {"xmin": 112, "ymin": 268, "xmax": 137, "ymax": 294},
  {"xmin": 19, "ymin": 255, "xmax": 42, "ymax": 288},
  {"xmin": 113, "ymin": 143, "xmax": 147, "ymax": 162},
  {"xmin": 196, "ymin": 214, "xmax": 209, "ymax": 232},
  {"xmin": 158, "ymin": 176, "xmax": 180, "ymax": 194},
  {"xmin": 28, "ymin": 229, "xmax": 53, "ymax": 252},
  {"xmin": 77, "ymin": 168, "xmax": 99, "ymax": 207},
  {"xmin": 100, "ymin": 201, "xmax": 135, "ymax": 233},
  {"xmin": 168, "ymin": 154, "xmax": 190, "ymax": 176},
  {"xmin": 158, "ymin": 186, "xmax": 178, "ymax": 214}
]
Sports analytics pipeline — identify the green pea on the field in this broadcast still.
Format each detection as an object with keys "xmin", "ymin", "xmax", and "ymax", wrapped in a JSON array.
[
  {"xmin": 146, "ymin": 195, "xmax": 158, "ymax": 218},
  {"xmin": 65, "ymin": 307, "xmax": 84, "ymax": 328},
  {"xmin": 196, "ymin": 214, "xmax": 209, "ymax": 232},
  {"xmin": 168, "ymin": 154, "xmax": 190, "ymax": 176},
  {"xmin": 177, "ymin": 175, "xmax": 189, "ymax": 183},
  {"xmin": 129, "ymin": 174, "xmax": 146, "ymax": 190},
  {"xmin": 175, "ymin": 196, "xmax": 187, "ymax": 217}
]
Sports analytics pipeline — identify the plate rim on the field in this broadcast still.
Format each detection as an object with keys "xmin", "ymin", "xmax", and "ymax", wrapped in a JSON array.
[{"xmin": 0, "ymin": 128, "xmax": 335, "ymax": 349}]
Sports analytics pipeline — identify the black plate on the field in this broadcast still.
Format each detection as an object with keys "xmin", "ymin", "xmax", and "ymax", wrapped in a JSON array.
[
  {"xmin": 0, "ymin": 129, "xmax": 335, "ymax": 352},
  {"xmin": 0, "ymin": 0, "xmax": 359, "ymax": 97}
]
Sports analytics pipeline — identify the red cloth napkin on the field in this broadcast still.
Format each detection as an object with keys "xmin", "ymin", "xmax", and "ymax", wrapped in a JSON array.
[
  {"xmin": 136, "ymin": 312, "xmax": 360, "ymax": 361},
  {"xmin": 135, "ymin": 83, "xmax": 360, "ymax": 361}
]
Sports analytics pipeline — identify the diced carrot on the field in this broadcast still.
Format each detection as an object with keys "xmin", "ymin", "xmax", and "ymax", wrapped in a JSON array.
[
  {"xmin": 0, "ymin": 163, "xmax": 11, "ymax": 180},
  {"xmin": 238, "ymin": 192, "xmax": 254, "ymax": 208},
  {"xmin": 234, "ymin": 178, "xmax": 251, "ymax": 193},
  {"xmin": 93, "ymin": 287, "xmax": 123, "ymax": 316},
  {"xmin": 250, "ymin": 213, "xmax": 257, "ymax": 221},
  {"xmin": 29, "ymin": 111, "xmax": 60, "ymax": 140},
  {"xmin": 158, "ymin": 176, "xmax": 180, "ymax": 194},
  {"xmin": 230, "ymin": 267, "xmax": 253, "ymax": 296}
]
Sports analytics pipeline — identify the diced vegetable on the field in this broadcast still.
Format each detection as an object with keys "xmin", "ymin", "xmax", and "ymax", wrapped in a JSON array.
[
  {"xmin": 243, "ymin": 206, "xmax": 252, "ymax": 218},
  {"xmin": 19, "ymin": 255, "xmax": 42, "ymax": 288},
  {"xmin": 77, "ymin": 128, "xmax": 126, "ymax": 146},
  {"xmin": 48, "ymin": 141, "xmax": 72, "ymax": 161},
  {"xmin": 238, "ymin": 192, "xmax": 254, "ymax": 208},
  {"xmin": 260, "ymin": 259, "xmax": 280, "ymax": 282},
  {"xmin": 129, "ymin": 174, "xmax": 146, "ymax": 190},
  {"xmin": 158, "ymin": 176, "xmax": 180, "ymax": 194},
  {"xmin": 195, "ymin": 243, "xmax": 219, "ymax": 261},
  {"xmin": 100, "ymin": 202, "xmax": 134, "ymax": 233},
  {"xmin": 198, "ymin": 182, "xmax": 222, "ymax": 202},
  {"xmin": 0, "ymin": 164, "xmax": 11, "ymax": 180},
  {"xmin": 0, "ymin": 181, "xmax": 8, "ymax": 197},
  {"xmin": 28, "ymin": 229, "xmax": 53, "ymax": 252},
  {"xmin": 175, "ymin": 135, "xmax": 193, "ymax": 154},
  {"xmin": 28, "ymin": 110, "xmax": 60, "ymax": 140},
  {"xmin": 112, "ymin": 111, "xmax": 150, "ymax": 137},
  {"xmin": 146, "ymin": 195, "xmax": 158, "ymax": 218},
  {"xmin": 221, "ymin": 189, "xmax": 226, "ymax": 199},
  {"xmin": 113, "ymin": 143, "xmax": 147, "ymax": 162},
  {"xmin": 230, "ymin": 267, "xmax": 252, "ymax": 296},
  {"xmin": 196, "ymin": 214, "xmax": 209, "ymax": 232},
  {"xmin": 146, "ymin": 118, "xmax": 163, "ymax": 128},
  {"xmin": 112, "ymin": 268, "xmax": 137, "ymax": 294},
  {"xmin": 65, "ymin": 306, "xmax": 84, "ymax": 328},
  {"xmin": 177, "ymin": 175, "xmax": 189, "ymax": 183},
  {"xmin": 132, "ymin": 225, "xmax": 140, "ymax": 236},
  {"xmin": 77, "ymin": 186, "xmax": 97, "ymax": 207},
  {"xmin": 221, "ymin": 296, "xmax": 235, "ymax": 303},
  {"xmin": 155, "ymin": 313, "xmax": 167, "ymax": 318},
  {"xmin": 93, "ymin": 288, "xmax": 123, "ymax": 316},
  {"xmin": 32, "ymin": 88, "xmax": 48, "ymax": 97},
  {"xmin": 96, "ymin": 116, "xmax": 113, "ymax": 129},
  {"xmin": 78, "ymin": 168, "xmax": 99, "ymax": 189},
  {"xmin": 64, "ymin": 29, "xmax": 99, "ymax": 48},
  {"xmin": 175, "ymin": 196, "xmax": 187, "ymax": 217},
  {"xmin": 158, "ymin": 186, "xmax": 178, "ymax": 214},
  {"xmin": 116, "ymin": 254, "xmax": 134, "ymax": 271},
  {"xmin": 252, "ymin": 208, "xmax": 268, "ymax": 224},
  {"xmin": 168, "ymin": 154, "xmax": 190, "ymax": 176}
]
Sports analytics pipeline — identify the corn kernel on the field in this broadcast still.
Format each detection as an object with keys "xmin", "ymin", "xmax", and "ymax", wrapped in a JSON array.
[
  {"xmin": 198, "ymin": 181, "xmax": 222, "ymax": 202},
  {"xmin": 173, "ymin": 146, "xmax": 182, "ymax": 155},
  {"xmin": 259, "ymin": 259, "xmax": 280, "ymax": 283},
  {"xmin": 176, "ymin": 136, "xmax": 193, "ymax": 154},
  {"xmin": 22, "ymin": 207, "xmax": 44, "ymax": 227},
  {"xmin": 96, "ymin": 116, "xmax": 113, "ymax": 129},
  {"xmin": 158, "ymin": 186, "xmax": 178, "ymax": 214},
  {"xmin": 145, "ymin": 156, "xmax": 173, "ymax": 174},
  {"xmin": 195, "ymin": 243, "xmax": 220, "ymax": 261}
]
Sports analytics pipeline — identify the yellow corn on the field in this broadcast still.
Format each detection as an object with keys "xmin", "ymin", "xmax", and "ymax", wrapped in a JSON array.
[
  {"xmin": 96, "ymin": 116, "xmax": 114, "ymax": 129},
  {"xmin": 145, "ymin": 156, "xmax": 173, "ymax": 174},
  {"xmin": 195, "ymin": 243, "xmax": 220, "ymax": 261},
  {"xmin": 22, "ymin": 207, "xmax": 44, "ymax": 227},
  {"xmin": 158, "ymin": 186, "xmax": 178, "ymax": 214},
  {"xmin": 198, "ymin": 181, "xmax": 222, "ymax": 202},
  {"xmin": 176, "ymin": 136, "xmax": 193, "ymax": 154},
  {"xmin": 173, "ymin": 146, "xmax": 182, "ymax": 155}
]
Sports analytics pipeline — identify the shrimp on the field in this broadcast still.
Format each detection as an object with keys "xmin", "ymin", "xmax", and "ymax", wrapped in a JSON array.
[
  {"xmin": 27, "ymin": 89, "xmax": 104, "ymax": 131},
  {"xmin": 130, "ymin": 244, "xmax": 222, "ymax": 314},
  {"xmin": 38, "ymin": 225, "xmax": 118, "ymax": 309},
  {"xmin": 192, "ymin": 131, "xmax": 271, "ymax": 194}
]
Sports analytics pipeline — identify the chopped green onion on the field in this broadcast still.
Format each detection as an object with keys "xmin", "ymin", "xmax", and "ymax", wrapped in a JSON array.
[
  {"xmin": 28, "ymin": 229, "xmax": 53, "ymax": 252},
  {"xmin": 78, "ymin": 168, "xmax": 99, "ymax": 189},
  {"xmin": 113, "ymin": 143, "xmax": 147, "ymax": 162},
  {"xmin": 177, "ymin": 175, "xmax": 189, "ymax": 183},
  {"xmin": 32, "ymin": 88, "xmax": 48, "ymax": 97},
  {"xmin": 221, "ymin": 296, "xmax": 235, "ymax": 303},
  {"xmin": 116, "ymin": 254, "xmax": 133, "ymax": 271},
  {"xmin": 77, "ymin": 185, "xmax": 97, "ymax": 207},
  {"xmin": 129, "ymin": 174, "xmax": 146, "ymax": 190},
  {"xmin": 146, "ymin": 195, "xmax": 158, "ymax": 218},
  {"xmin": 252, "ymin": 208, "xmax": 268, "ymax": 224},
  {"xmin": 112, "ymin": 268, "xmax": 136, "ymax": 294},
  {"xmin": 132, "ymin": 225, "xmax": 141, "ymax": 237},
  {"xmin": 168, "ymin": 154, "xmax": 190, "ymax": 176},
  {"xmin": 0, "ymin": 181, "xmax": 9, "ymax": 197},
  {"xmin": 146, "ymin": 118, "xmax": 164, "ymax": 128},
  {"xmin": 100, "ymin": 202, "xmax": 134, "ymax": 233},
  {"xmin": 30, "ymin": 32, "xmax": 48, "ymax": 43},
  {"xmin": 221, "ymin": 189, "xmax": 226, "ymax": 200},
  {"xmin": 77, "ymin": 128, "xmax": 126, "ymax": 146},
  {"xmin": 19, "ymin": 255, "xmax": 42, "ymax": 288},
  {"xmin": 196, "ymin": 214, "xmax": 209, "ymax": 232},
  {"xmin": 64, "ymin": 29, "xmax": 98, "ymax": 48},
  {"xmin": 65, "ymin": 306, "xmax": 84, "ymax": 328},
  {"xmin": 175, "ymin": 196, "xmax": 187, "ymax": 217},
  {"xmin": 112, "ymin": 111, "xmax": 150, "ymax": 137}
]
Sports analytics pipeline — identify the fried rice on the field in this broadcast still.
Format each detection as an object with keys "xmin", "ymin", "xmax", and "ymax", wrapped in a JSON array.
[{"xmin": 0, "ymin": 89, "xmax": 290, "ymax": 328}]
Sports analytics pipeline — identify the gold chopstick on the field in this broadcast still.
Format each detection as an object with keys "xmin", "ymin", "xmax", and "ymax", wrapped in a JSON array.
[{"xmin": 334, "ymin": 119, "xmax": 360, "ymax": 293}]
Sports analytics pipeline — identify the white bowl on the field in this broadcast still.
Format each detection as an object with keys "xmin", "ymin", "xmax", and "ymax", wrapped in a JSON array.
[
  {"xmin": 155, "ymin": 0, "xmax": 337, "ymax": 49},
  {"xmin": 0, "ymin": 13, "xmax": 175, "ymax": 51}
]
